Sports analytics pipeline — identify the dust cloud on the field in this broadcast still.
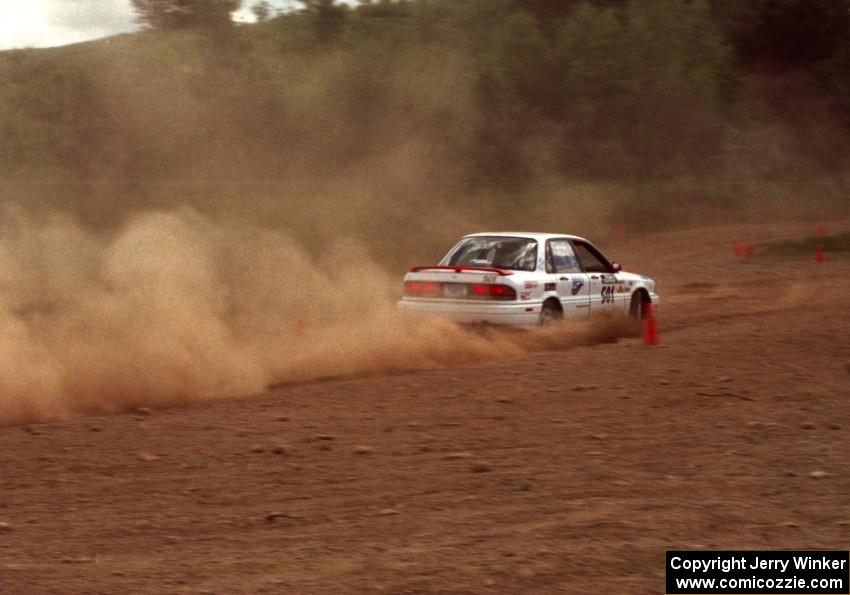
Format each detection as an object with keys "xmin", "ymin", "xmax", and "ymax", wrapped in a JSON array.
[
  {"xmin": 0, "ymin": 204, "xmax": 638, "ymax": 426},
  {"xmin": 275, "ymin": 313, "xmax": 640, "ymax": 383},
  {"xmin": 3, "ymin": 7, "xmax": 848, "ymax": 428}
]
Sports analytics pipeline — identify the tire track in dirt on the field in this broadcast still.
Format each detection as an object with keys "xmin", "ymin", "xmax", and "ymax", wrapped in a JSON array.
[{"xmin": 661, "ymin": 277, "xmax": 820, "ymax": 332}]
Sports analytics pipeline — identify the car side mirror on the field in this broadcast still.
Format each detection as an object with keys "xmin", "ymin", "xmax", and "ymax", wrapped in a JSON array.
[{"xmin": 611, "ymin": 262, "xmax": 622, "ymax": 272}]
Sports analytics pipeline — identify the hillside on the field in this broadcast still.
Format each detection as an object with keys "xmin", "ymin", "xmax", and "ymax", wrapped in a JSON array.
[{"xmin": 0, "ymin": 0, "xmax": 848, "ymax": 256}]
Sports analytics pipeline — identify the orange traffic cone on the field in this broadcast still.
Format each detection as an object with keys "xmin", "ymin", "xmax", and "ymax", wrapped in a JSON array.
[
  {"xmin": 815, "ymin": 244, "xmax": 826, "ymax": 264},
  {"xmin": 733, "ymin": 241, "xmax": 745, "ymax": 258},
  {"xmin": 643, "ymin": 303, "xmax": 658, "ymax": 346},
  {"xmin": 611, "ymin": 225, "xmax": 625, "ymax": 240}
]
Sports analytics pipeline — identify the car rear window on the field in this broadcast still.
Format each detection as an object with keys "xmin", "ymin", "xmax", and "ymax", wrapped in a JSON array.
[{"xmin": 443, "ymin": 237, "xmax": 538, "ymax": 272}]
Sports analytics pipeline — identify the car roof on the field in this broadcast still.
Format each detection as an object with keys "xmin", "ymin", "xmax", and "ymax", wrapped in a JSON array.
[{"xmin": 462, "ymin": 231, "xmax": 589, "ymax": 243}]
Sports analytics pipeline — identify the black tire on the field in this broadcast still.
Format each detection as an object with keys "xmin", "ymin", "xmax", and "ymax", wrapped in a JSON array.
[
  {"xmin": 539, "ymin": 302, "xmax": 562, "ymax": 326},
  {"xmin": 629, "ymin": 292, "xmax": 646, "ymax": 319}
]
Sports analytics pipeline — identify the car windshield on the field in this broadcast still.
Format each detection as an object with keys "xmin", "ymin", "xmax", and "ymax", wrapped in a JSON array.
[{"xmin": 442, "ymin": 236, "xmax": 538, "ymax": 272}]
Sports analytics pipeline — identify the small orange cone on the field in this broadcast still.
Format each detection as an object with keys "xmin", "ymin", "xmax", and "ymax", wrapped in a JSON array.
[
  {"xmin": 611, "ymin": 225, "xmax": 625, "ymax": 240},
  {"xmin": 734, "ymin": 241, "xmax": 745, "ymax": 258},
  {"xmin": 815, "ymin": 244, "xmax": 826, "ymax": 264},
  {"xmin": 643, "ymin": 303, "xmax": 658, "ymax": 346},
  {"xmin": 734, "ymin": 241, "xmax": 754, "ymax": 260}
]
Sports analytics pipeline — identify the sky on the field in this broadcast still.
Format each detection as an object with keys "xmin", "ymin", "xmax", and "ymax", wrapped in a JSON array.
[{"xmin": 0, "ymin": 0, "xmax": 300, "ymax": 50}]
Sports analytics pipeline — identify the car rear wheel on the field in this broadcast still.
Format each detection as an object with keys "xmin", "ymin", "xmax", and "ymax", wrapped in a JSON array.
[{"xmin": 539, "ymin": 302, "xmax": 561, "ymax": 326}]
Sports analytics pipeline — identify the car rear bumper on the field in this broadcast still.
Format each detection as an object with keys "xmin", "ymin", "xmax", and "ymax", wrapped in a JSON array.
[{"xmin": 398, "ymin": 298, "xmax": 541, "ymax": 327}]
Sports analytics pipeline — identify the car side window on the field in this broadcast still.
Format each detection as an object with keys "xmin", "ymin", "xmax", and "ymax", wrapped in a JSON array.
[
  {"xmin": 546, "ymin": 240, "xmax": 581, "ymax": 274},
  {"xmin": 572, "ymin": 241, "xmax": 611, "ymax": 273}
]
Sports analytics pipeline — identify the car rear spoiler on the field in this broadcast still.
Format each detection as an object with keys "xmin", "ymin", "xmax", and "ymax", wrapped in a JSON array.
[{"xmin": 409, "ymin": 265, "xmax": 513, "ymax": 276}]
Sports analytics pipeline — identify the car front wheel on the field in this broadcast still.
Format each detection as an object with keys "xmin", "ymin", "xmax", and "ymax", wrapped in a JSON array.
[{"xmin": 629, "ymin": 292, "xmax": 646, "ymax": 319}]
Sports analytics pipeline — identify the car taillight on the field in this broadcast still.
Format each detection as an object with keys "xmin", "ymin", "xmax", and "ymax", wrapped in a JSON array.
[
  {"xmin": 404, "ymin": 281, "xmax": 515, "ymax": 300},
  {"xmin": 471, "ymin": 283, "xmax": 516, "ymax": 300},
  {"xmin": 488, "ymin": 284, "xmax": 516, "ymax": 300},
  {"xmin": 404, "ymin": 281, "xmax": 440, "ymax": 296}
]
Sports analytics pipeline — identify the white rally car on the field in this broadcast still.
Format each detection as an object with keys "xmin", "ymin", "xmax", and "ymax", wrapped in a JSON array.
[{"xmin": 398, "ymin": 232, "xmax": 659, "ymax": 327}]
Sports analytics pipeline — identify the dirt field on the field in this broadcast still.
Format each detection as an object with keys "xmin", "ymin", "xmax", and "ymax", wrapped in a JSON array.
[{"xmin": 1, "ymin": 221, "xmax": 849, "ymax": 594}]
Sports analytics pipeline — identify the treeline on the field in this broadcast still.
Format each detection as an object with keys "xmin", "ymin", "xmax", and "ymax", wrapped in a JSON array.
[{"xmin": 0, "ymin": 0, "xmax": 848, "ymax": 233}]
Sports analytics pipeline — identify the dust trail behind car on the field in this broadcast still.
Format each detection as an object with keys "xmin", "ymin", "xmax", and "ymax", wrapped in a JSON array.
[
  {"xmin": 0, "ymin": 206, "xmax": 639, "ymax": 426},
  {"xmin": 271, "ymin": 313, "xmax": 641, "ymax": 385}
]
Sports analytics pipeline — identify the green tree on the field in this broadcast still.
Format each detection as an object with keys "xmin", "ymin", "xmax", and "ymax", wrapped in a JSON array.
[
  {"xmin": 712, "ymin": 0, "xmax": 850, "ymax": 66},
  {"xmin": 300, "ymin": 0, "xmax": 348, "ymax": 41},
  {"xmin": 555, "ymin": 0, "xmax": 733, "ymax": 175},
  {"xmin": 476, "ymin": 11, "xmax": 554, "ymax": 114},
  {"xmin": 435, "ymin": 4, "xmax": 554, "ymax": 183},
  {"xmin": 131, "ymin": 0, "xmax": 242, "ymax": 30}
]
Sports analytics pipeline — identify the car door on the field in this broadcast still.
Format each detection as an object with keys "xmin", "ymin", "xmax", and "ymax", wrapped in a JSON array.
[
  {"xmin": 570, "ymin": 239, "xmax": 624, "ymax": 316},
  {"xmin": 545, "ymin": 239, "xmax": 590, "ymax": 318}
]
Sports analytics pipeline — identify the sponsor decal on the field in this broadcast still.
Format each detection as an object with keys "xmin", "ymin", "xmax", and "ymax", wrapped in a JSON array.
[
  {"xmin": 601, "ymin": 285, "xmax": 615, "ymax": 303},
  {"xmin": 601, "ymin": 274, "xmax": 618, "ymax": 285},
  {"xmin": 520, "ymin": 291, "xmax": 532, "ymax": 301},
  {"xmin": 524, "ymin": 281, "xmax": 538, "ymax": 289},
  {"xmin": 544, "ymin": 282, "xmax": 556, "ymax": 291},
  {"xmin": 571, "ymin": 278, "xmax": 584, "ymax": 295}
]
